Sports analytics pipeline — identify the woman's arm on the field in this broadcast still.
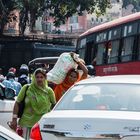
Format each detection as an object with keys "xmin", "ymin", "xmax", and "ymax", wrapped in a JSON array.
[
  {"xmin": 70, "ymin": 52, "xmax": 88, "ymax": 80},
  {"xmin": 9, "ymin": 101, "xmax": 19, "ymax": 131},
  {"xmin": 8, "ymin": 85, "xmax": 28, "ymax": 131},
  {"xmin": 77, "ymin": 60, "xmax": 88, "ymax": 80}
]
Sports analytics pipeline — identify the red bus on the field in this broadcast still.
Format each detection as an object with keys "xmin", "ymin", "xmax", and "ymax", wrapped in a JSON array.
[{"xmin": 76, "ymin": 12, "xmax": 140, "ymax": 76}]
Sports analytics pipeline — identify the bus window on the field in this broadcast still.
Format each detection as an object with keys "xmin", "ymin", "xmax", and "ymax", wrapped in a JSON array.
[
  {"xmin": 85, "ymin": 41, "xmax": 96, "ymax": 65},
  {"xmin": 96, "ymin": 43, "xmax": 106, "ymax": 65},
  {"xmin": 79, "ymin": 48, "xmax": 86, "ymax": 60},
  {"xmin": 121, "ymin": 36, "xmax": 134, "ymax": 62},
  {"xmin": 91, "ymin": 45, "xmax": 97, "ymax": 65},
  {"xmin": 108, "ymin": 40, "xmax": 120, "ymax": 64},
  {"xmin": 78, "ymin": 38, "xmax": 86, "ymax": 60},
  {"xmin": 138, "ymin": 36, "xmax": 140, "ymax": 60}
]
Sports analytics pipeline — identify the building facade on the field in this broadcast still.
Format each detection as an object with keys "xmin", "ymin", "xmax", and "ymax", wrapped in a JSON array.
[{"xmin": 3, "ymin": 0, "xmax": 135, "ymax": 35}]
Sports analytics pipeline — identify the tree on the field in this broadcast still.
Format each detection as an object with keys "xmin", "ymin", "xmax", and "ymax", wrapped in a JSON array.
[
  {"xmin": 0, "ymin": 0, "xmax": 111, "ymax": 35},
  {"xmin": 17, "ymin": 0, "xmax": 111, "ymax": 34},
  {"xmin": 17, "ymin": 0, "xmax": 45, "ymax": 35},
  {"xmin": 0, "ymin": 0, "xmax": 17, "ymax": 35},
  {"xmin": 45, "ymin": 0, "xmax": 111, "ymax": 26}
]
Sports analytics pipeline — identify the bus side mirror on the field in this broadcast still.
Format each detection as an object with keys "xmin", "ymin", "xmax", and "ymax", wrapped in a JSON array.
[{"xmin": 86, "ymin": 65, "xmax": 96, "ymax": 76}]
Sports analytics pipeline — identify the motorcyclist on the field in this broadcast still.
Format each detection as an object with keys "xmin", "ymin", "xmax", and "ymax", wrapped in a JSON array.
[{"xmin": 18, "ymin": 64, "xmax": 29, "ymax": 86}]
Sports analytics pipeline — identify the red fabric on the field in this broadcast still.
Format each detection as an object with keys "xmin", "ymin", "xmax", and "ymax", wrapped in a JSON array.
[{"xmin": 16, "ymin": 127, "xmax": 23, "ymax": 137}]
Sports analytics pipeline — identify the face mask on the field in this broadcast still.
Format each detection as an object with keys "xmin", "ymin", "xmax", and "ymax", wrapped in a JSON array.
[{"xmin": 9, "ymin": 78, "xmax": 14, "ymax": 82}]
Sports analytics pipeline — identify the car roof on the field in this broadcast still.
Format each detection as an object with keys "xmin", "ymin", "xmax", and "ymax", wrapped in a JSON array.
[
  {"xmin": 28, "ymin": 56, "xmax": 59, "ymax": 66},
  {"xmin": 76, "ymin": 75, "xmax": 140, "ymax": 85}
]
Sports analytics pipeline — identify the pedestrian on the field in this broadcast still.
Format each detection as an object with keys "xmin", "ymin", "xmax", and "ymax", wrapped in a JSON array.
[
  {"xmin": 6, "ymin": 72, "xmax": 22, "ymax": 95},
  {"xmin": 18, "ymin": 64, "xmax": 30, "ymax": 86},
  {"xmin": 9, "ymin": 68, "xmax": 56, "ymax": 139},
  {"xmin": 54, "ymin": 58, "xmax": 88, "ymax": 102},
  {"xmin": 8, "ymin": 67, "xmax": 16, "ymax": 74},
  {"xmin": 0, "ymin": 74, "xmax": 13, "ymax": 89}
]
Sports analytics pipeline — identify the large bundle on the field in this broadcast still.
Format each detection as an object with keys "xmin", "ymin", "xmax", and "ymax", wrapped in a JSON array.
[{"xmin": 47, "ymin": 52, "xmax": 78, "ymax": 84}]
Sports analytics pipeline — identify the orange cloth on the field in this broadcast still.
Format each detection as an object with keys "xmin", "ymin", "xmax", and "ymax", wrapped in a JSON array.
[{"xmin": 54, "ymin": 69, "xmax": 80, "ymax": 102}]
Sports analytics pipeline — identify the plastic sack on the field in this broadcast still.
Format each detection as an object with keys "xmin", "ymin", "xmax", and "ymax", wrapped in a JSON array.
[{"xmin": 47, "ymin": 52, "xmax": 77, "ymax": 84}]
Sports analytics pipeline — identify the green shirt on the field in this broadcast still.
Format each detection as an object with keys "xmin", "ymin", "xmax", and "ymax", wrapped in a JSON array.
[{"xmin": 16, "ymin": 84, "xmax": 56, "ymax": 128}]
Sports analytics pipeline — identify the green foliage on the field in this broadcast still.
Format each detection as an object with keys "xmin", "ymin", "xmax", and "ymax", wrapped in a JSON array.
[
  {"xmin": 45, "ymin": 0, "xmax": 111, "ymax": 26},
  {"xmin": 17, "ymin": 0, "xmax": 110, "ymax": 29},
  {"xmin": 15, "ymin": 0, "xmax": 46, "ymax": 34},
  {"xmin": 0, "ymin": 0, "xmax": 17, "ymax": 35},
  {"xmin": 0, "ymin": 0, "xmax": 111, "ymax": 35}
]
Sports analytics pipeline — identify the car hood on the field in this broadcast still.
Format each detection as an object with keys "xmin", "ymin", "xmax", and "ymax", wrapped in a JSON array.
[{"xmin": 39, "ymin": 110, "xmax": 140, "ymax": 138}]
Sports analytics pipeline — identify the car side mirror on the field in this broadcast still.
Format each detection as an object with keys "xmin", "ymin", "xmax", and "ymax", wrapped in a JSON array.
[
  {"xmin": 5, "ymin": 88, "xmax": 15, "ymax": 100},
  {"xmin": 86, "ymin": 65, "xmax": 96, "ymax": 76}
]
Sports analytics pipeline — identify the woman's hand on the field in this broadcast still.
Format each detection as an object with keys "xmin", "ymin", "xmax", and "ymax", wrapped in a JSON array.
[
  {"xmin": 70, "ymin": 52, "xmax": 80, "ymax": 63},
  {"xmin": 7, "ymin": 118, "xmax": 17, "ymax": 131}
]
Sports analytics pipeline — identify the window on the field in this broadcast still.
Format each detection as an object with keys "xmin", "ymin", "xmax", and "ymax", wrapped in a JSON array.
[
  {"xmin": 79, "ymin": 48, "xmax": 86, "ymax": 60},
  {"xmin": 108, "ymin": 40, "xmax": 120, "ymax": 63},
  {"xmin": 0, "ymin": 136, "xmax": 7, "ymax": 140},
  {"xmin": 79, "ymin": 38, "xmax": 86, "ymax": 48},
  {"xmin": 85, "ymin": 41, "xmax": 95, "ymax": 65},
  {"xmin": 96, "ymin": 43, "xmax": 106, "ymax": 65},
  {"xmin": 108, "ymin": 27, "xmax": 121, "ymax": 40},
  {"xmin": 100, "ymin": 18, "xmax": 103, "ymax": 22},
  {"xmin": 46, "ymin": 22, "xmax": 52, "ymax": 32},
  {"xmin": 78, "ymin": 38, "xmax": 86, "ymax": 60},
  {"xmin": 70, "ymin": 16, "xmax": 78, "ymax": 23},
  {"xmin": 91, "ymin": 45, "xmax": 97, "ymax": 64},
  {"xmin": 137, "ymin": 36, "xmax": 140, "ymax": 60},
  {"xmin": 87, "ymin": 34, "xmax": 95, "ymax": 43},
  {"xmin": 96, "ymin": 32, "xmax": 107, "ymax": 43},
  {"xmin": 121, "ymin": 37, "xmax": 134, "ymax": 62},
  {"xmin": 55, "ymin": 83, "xmax": 140, "ymax": 111},
  {"xmin": 123, "ymin": 23, "xmax": 138, "ymax": 37}
]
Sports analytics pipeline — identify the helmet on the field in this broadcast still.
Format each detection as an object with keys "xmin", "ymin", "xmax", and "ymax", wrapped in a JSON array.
[
  {"xmin": 86, "ymin": 65, "xmax": 96, "ymax": 76},
  {"xmin": 19, "ymin": 64, "xmax": 29, "ymax": 76}
]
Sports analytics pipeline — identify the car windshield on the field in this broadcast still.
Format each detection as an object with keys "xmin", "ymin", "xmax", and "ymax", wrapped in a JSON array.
[{"xmin": 55, "ymin": 83, "xmax": 140, "ymax": 111}]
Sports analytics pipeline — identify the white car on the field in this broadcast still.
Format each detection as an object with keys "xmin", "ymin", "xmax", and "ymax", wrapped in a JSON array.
[
  {"xmin": 30, "ymin": 75, "xmax": 140, "ymax": 140},
  {"xmin": 0, "ymin": 125, "xmax": 24, "ymax": 140},
  {"xmin": 0, "ymin": 83, "xmax": 15, "ymax": 129}
]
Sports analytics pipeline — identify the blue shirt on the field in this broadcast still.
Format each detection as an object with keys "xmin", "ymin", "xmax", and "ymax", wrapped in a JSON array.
[
  {"xmin": 2, "ymin": 79, "xmax": 13, "ymax": 89},
  {"xmin": 8, "ymin": 79, "xmax": 22, "ymax": 95}
]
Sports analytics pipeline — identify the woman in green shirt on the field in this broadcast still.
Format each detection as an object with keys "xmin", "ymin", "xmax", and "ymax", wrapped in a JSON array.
[{"xmin": 9, "ymin": 68, "xmax": 56, "ymax": 139}]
